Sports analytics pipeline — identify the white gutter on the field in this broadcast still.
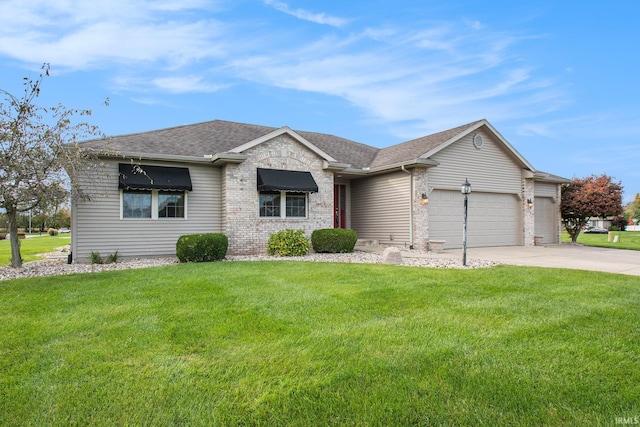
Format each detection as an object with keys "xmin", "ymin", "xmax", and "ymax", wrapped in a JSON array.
[{"xmin": 99, "ymin": 151, "xmax": 213, "ymax": 164}]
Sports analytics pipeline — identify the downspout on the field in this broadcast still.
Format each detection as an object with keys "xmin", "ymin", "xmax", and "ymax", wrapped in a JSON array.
[{"xmin": 401, "ymin": 165, "xmax": 414, "ymax": 249}]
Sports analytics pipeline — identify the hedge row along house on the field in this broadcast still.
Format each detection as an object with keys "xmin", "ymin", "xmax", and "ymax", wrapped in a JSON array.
[{"xmin": 70, "ymin": 119, "xmax": 568, "ymax": 262}]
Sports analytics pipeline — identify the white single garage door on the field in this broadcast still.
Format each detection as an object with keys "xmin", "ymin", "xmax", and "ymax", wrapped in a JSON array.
[
  {"xmin": 534, "ymin": 197, "xmax": 558, "ymax": 244},
  {"xmin": 429, "ymin": 190, "xmax": 521, "ymax": 249}
]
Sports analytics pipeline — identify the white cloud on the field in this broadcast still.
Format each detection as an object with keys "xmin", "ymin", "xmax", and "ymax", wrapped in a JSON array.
[
  {"xmin": 152, "ymin": 76, "xmax": 229, "ymax": 94},
  {"xmin": 0, "ymin": 0, "xmax": 226, "ymax": 71},
  {"xmin": 0, "ymin": 1, "xmax": 569, "ymax": 140},
  {"xmin": 227, "ymin": 21, "xmax": 563, "ymax": 138},
  {"xmin": 264, "ymin": 0, "xmax": 349, "ymax": 27}
]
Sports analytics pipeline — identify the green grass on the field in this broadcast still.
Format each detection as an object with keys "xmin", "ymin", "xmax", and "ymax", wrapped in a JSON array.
[
  {"xmin": 562, "ymin": 230, "xmax": 640, "ymax": 250},
  {"xmin": 0, "ymin": 235, "xmax": 71, "ymax": 266},
  {"xmin": 1, "ymin": 262, "xmax": 639, "ymax": 426}
]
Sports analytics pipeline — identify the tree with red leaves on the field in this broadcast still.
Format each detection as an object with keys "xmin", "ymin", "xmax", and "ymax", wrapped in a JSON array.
[{"xmin": 561, "ymin": 174, "xmax": 623, "ymax": 243}]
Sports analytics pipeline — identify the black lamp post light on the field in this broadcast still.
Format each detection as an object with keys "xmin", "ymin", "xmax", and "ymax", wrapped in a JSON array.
[{"xmin": 461, "ymin": 178, "xmax": 471, "ymax": 266}]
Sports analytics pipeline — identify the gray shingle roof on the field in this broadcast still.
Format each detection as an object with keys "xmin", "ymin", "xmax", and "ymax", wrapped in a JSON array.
[
  {"xmin": 370, "ymin": 120, "xmax": 484, "ymax": 168},
  {"xmin": 79, "ymin": 119, "xmax": 485, "ymax": 170}
]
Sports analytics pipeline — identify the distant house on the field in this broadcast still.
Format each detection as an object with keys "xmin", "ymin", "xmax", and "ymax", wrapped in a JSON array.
[
  {"xmin": 587, "ymin": 217, "xmax": 613, "ymax": 229},
  {"xmin": 70, "ymin": 119, "xmax": 568, "ymax": 261}
]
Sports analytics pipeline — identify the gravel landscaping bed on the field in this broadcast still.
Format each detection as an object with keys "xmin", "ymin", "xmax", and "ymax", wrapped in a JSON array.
[{"xmin": 0, "ymin": 250, "xmax": 498, "ymax": 281}]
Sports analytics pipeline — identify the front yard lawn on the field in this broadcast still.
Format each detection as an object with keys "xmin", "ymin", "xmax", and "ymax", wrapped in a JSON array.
[
  {"xmin": 1, "ymin": 261, "xmax": 639, "ymax": 426},
  {"xmin": 562, "ymin": 230, "xmax": 640, "ymax": 250},
  {"xmin": 0, "ymin": 235, "xmax": 71, "ymax": 265}
]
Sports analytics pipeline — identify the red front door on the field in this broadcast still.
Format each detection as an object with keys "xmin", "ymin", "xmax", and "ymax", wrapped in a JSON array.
[{"xmin": 334, "ymin": 184, "xmax": 346, "ymax": 228}]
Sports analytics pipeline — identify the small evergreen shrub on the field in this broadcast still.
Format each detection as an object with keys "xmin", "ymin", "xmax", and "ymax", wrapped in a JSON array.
[
  {"xmin": 267, "ymin": 229, "xmax": 309, "ymax": 256},
  {"xmin": 48, "ymin": 228, "xmax": 59, "ymax": 236},
  {"xmin": 176, "ymin": 233, "xmax": 228, "ymax": 263},
  {"xmin": 311, "ymin": 228, "xmax": 358, "ymax": 253}
]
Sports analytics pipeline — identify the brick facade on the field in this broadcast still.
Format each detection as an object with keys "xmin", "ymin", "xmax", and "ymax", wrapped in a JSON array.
[
  {"xmin": 223, "ymin": 134, "xmax": 334, "ymax": 255},
  {"xmin": 522, "ymin": 178, "xmax": 536, "ymax": 246},
  {"xmin": 412, "ymin": 168, "xmax": 430, "ymax": 251}
]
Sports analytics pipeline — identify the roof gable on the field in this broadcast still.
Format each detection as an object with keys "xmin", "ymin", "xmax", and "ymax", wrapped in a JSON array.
[
  {"xmin": 420, "ymin": 120, "xmax": 534, "ymax": 171},
  {"xmin": 370, "ymin": 119, "xmax": 534, "ymax": 171},
  {"xmin": 370, "ymin": 120, "xmax": 484, "ymax": 168},
  {"xmin": 229, "ymin": 126, "xmax": 337, "ymax": 162}
]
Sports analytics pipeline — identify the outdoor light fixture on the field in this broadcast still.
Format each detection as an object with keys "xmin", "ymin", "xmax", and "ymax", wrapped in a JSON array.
[
  {"xmin": 526, "ymin": 198, "xmax": 534, "ymax": 208},
  {"xmin": 461, "ymin": 178, "xmax": 471, "ymax": 266},
  {"xmin": 461, "ymin": 179, "xmax": 472, "ymax": 195},
  {"xmin": 420, "ymin": 193, "xmax": 429, "ymax": 206}
]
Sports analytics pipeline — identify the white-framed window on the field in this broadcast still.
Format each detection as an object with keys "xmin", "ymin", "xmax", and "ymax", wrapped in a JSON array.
[
  {"xmin": 259, "ymin": 191, "xmax": 307, "ymax": 218},
  {"xmin": 158, "ymin": 191, "xmax": 186, "ymax": 218},
  {"xmin": 121, "ymin": 190, "xmax": 187, "ymax": 219},
  {"xmin": 122, "ymin": 190, "xmax": 152, "ymax": 218}
]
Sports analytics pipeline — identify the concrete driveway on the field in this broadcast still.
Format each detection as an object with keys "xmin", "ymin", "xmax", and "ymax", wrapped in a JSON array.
[{"xmin": 428, "ymin": 244, "xmax": 640, "ymax": 276}]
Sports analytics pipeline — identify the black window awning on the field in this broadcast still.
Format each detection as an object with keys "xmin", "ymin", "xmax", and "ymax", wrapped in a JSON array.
[
  {"xmin": 257, "ymin": 168, "xmax": 318, "ymax": 193},
  {"xmin": 119, "ymin": 164, "xmax": 192, "ymax": 191}
]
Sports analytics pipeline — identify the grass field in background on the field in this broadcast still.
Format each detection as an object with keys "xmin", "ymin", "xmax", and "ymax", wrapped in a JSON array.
[
  {"xmin": 0, "ymin": 235, "xmax": 70, "ymax": 266},
  {"xmin": 1, "ymin": 261, "xmax": 638, "ymax": 426},
  {"xmin": 562, "ymin": 230, "xmax": 640, "ymax": 250}
]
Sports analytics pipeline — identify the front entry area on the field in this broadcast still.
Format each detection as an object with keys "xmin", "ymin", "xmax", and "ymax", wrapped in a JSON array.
[
  {"xmin": 428, "ymin": 190, "xmax": 521, "ymax": 249},
  {"xmin": 334, "ymin": 184, "xmax": 346, "ymax": 228}
]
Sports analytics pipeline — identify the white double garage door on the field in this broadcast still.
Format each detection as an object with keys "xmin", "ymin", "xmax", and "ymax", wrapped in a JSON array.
[{"xmin": 428, "ymin": 190, "xmax": 521, "ymax": 249}]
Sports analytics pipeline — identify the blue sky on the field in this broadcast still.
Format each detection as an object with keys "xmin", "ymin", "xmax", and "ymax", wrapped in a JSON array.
[{"xmin": 1, "ymin": 0, "xmax": 639, "ymax": 202}]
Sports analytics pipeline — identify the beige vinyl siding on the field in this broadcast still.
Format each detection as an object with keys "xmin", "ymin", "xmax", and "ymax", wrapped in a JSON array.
[
  {"xmin": 428, "ymin": 130, "xmax": 523, "ymax": 194},
  {"xmin": 534, "ymin": 182, "xmax": 558, "ymax": 199},
  {"xmin": 72, "ymin": 160, "xmax": 222, "ymax": 261},
  {"xmin": 350, "ymin": 171, "xmax": 411, "ymax": 246}
]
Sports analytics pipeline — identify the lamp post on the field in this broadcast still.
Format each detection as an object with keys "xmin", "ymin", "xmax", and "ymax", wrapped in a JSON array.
[{"xmin": 461, "ymin": 178, "xmax": 471, "ymax": 266}]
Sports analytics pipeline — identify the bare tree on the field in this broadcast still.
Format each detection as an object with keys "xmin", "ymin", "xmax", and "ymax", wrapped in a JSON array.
[{"xmin": 0, "ymin": 64, "xmax": 104, "ymax": 267}]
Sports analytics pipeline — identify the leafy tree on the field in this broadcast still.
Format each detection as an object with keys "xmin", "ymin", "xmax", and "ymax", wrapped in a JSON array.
[
  {"xmin": 610, "ymin": 215, "xmax": 627, "ymax": 231},
  {"xmin": 561, "ymin": 174, "xmax": 623, "ymax": 243},
  {"xmin": 0, "ymin": 64, "xmax": 103, "ymax": 267},
  {"xmin": 626, "ymin": 193, "xmax": 640, "ymax": 225}
]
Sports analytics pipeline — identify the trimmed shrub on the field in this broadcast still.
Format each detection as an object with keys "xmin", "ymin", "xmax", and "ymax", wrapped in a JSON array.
[
  {"xmin": 48, "ymin": 228, "xmax": 59, "ymax": 236},
  {"xmin": 311, "ymin": 228, "xmax": 358, "ymax": 253},
  {"xmin": 267, "ymin": 229, "xmax": 309, "ymax": 256},
  {"xmin": 176, "ymin": 233, "xmax": 228, "ymax": 263}
]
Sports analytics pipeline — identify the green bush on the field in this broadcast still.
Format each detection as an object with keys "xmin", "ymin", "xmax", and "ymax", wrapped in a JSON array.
[
  {"xmin": 311, "ymin": 228, "xmax": 358, "ymax": 253},
  {"xmin": 105, "ymin": 250, "xmax": 119, "ymax": 264},
  {"xmin": 611, "ymin": 215, "xmax": 627, "ymax": 231},
  {"xmin": 89, "ymin": 251, "xmax": 103, "ymax": 265},
  {"xmin": 90, "ymin": 250, "xmax": 119, "ymax": 265},
  {"xmin": 267, "ymin": 229, "xmax": 309, "ymax": 256},
  {"xmin": 48, "ymin": 228, "xmax": 59, "ymax": 236},
  {"xmin": 176, "ymin": 233, "xmax": 228, "ymax": 263}
]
